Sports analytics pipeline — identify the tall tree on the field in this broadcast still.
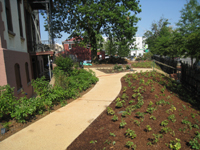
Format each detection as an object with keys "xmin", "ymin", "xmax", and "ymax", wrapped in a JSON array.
[
  {"xmin": 143, "ymin": 17, "xmax": 171, "ymax": 55},
  {"xmin": 177, "ymin": 0, "xmax": 200, "ymax": 66},
  {"xmin": 49, "ymin": 0, "xmax": 141, "ymax": 62}
]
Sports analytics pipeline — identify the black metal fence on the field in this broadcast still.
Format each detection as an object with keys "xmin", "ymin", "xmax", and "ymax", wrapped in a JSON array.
[
  {"xmin": 152, "ymin": 55, "xmax": 178, "ymax": 74},
  {"xmin": 151, "ymin": 55, "xmax": 200, "ymax": 96},
  {"xmin": 181, "ymin": 62, "xmax": 200, "ymax": 96}
]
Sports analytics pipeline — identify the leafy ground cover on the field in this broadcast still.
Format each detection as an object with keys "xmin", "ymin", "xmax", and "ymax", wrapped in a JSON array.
[
  {"xmin": 97, "ymin": 64, "xmax": 133, "ymax": 73},
  {"xmin": 0, "ymin": 56, "xmax": 98, "ymax": 141},
  {"xmin": 68, "ymin": 71, "xmax": 200, "ymax": 150},
  {"xmin": 131, "ymin": 61, "xmax": 161, "ymax": 69}
]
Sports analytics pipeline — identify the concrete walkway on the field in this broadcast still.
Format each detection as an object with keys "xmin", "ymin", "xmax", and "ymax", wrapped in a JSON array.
[{"xmin": 0, "ymin": 68, "xmax": 152, "ymax": 150}]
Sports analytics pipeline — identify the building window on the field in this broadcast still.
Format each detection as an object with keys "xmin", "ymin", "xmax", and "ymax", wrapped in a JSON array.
[
  {"xmin": 5, "ymin": 0, "xmax": 13, "ymax": 32},
  {"xmin": 15, "ymin": 63, "xmax": 22, "ymax": 91},
  {"xmin": 25, "ymin": 62, "xmax": 30, "ymax": 83},
  {"xmin": 69, "ymin": 44, "xmax": 72, "ymax": 49},
  {"xmin": 17, "ymin": 0, "xmax": 23, "ymax": 37}
]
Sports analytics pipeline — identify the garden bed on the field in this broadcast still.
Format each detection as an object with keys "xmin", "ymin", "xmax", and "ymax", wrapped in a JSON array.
[
  {"xmin": 97, "ymin": 68, "xmax": 133, "ymax": 74},
  {"xmin": 68, "ymin": 71, "xmax": 200, "ymax": 150},
  {"xmin": 0, "ymin": 84, "xmax": 95, "ymax": 142}
]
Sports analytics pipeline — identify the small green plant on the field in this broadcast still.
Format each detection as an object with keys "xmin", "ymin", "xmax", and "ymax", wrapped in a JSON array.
[
  {"xmin": 115, "ymin": 101, "xmax": 124, "ymax": 108},
  {"xmin": 2, "ymin": 122, "xmax": 11, "ymax": 131},
  {"xmin": 189, "ymin": 131, "xmax": 200, "ymax": 149},
  {"xmin": 107, "ymin": 107, "xmax": 115, "ymax": 115},
  {"xmin": 146, "ymin": 107, "xmax": 155, "ymax": 114},
  {"xmin": 161, "ymin": 127, "xmax": 172, "ymax": 134},
  {"xmin": 109, "ymin": 132, "xmax": 116, "ymax": 137},
  {"xmin": 125, "ymin": 128, "xmax": 137, "ymax": 139},
  {"xmin": 121, "ymin": 93, "xmax": 129, "ymax": 100},
  {"xmin": 112, "ymin": 115, "xmax": 118, "ymax": 122},
  {"xmin": 134, "ymin": 120, "xmax": 141, "ymax": 126},
  {"xmin": 155, "ymin": 94, "xmax": 159, "ymax": 99},
  {"xmin": 147, "ymin": 142, "xmax": 152, "ymax": 146},
  {"xmin": 90, "ymin": 140, "xmax": 97, "ymax": 144},
  {"xmin": 148, "ymin": 101, "xmax": 154, "ymax": 107},
  {"xmin": 182, "ymin": 104, "xmax": 187, "ymax": 110},
  {"xmin": 132, "ymin": 93, "xmax": 137, "ymax": 98},
  {"xmin": 161, "ymin": 120, "xmax": 169, "ymax": 126},
  {"xmin": 126, "ymin": 141, "xmax": 136, "ymax": 149},
  {"xmin": 169, "ymin": 138, "xmax": 181, "ymax": 150},
  {"xmin": 129, "ymin": 100, "xmax": 135, "ymax": 104},
  {"xmin": 150, "ymin": 115, "xmax": 156, "ymax": 120},
  {"xmin": 123, "ymin": 86, "xmax": 127, "ymax": 93},
  {"xmin": 104, "ymin": 139, "xmax": 111, "ymax": 145},
  {"xmin": 119, "ymin": 119, "xmax": 127, "ymax": 128},
  {"xmin": 160, "ymin": 86, "xmax": 166, "ymax": 93},
  {"xmin": 146, "ymin": 125, "xmax": 152, "ymax": 131},
  {"xmin": 168, "ymin": 114, "xmax": 176, "ymax": 123},
  {"xmin": 150, "ymin": 87, "xmax": 155, "ymax": 92},
  {"xmin": 193, "ymin": 124, "xmax": 199, "ymax": 129},
  {"xmin": 152, "ymin": 134, "xmax": 163, "ymax": 144},
  {"xmin": 135, "ymin": 111, "xmax": 145, "ymax": 118}
]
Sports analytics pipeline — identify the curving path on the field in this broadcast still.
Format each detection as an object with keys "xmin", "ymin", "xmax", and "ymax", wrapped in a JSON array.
[{"xmin": 0, "ymin": 68, "xmax": 152, "ymax": 150}]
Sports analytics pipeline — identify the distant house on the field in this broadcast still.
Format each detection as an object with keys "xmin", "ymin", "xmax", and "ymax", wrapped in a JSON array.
[
  {"xmin": 62, "ymin": 38, "xmax": 105, "ymax": 61},
  {"xmin": 0, "ymin": 0, "xmax": 53, "ymax": 98}
]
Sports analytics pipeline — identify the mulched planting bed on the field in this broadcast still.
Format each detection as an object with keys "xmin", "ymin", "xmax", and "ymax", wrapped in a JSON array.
[
  {"xmin": 0, "ymin": 84, "xmax": 95, "ymax": 142},
  {"xmin": 97, "ymin": 69, "xmax": 133, "ymax": 74},
  {"xmin": 67, "ymin": 71, "xmax": 200, "ymax": 150}
]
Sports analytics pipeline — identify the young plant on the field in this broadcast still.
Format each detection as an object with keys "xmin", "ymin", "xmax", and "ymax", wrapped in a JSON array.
[
  {"xmin": 107, "ymin": 107, "xmax": 115, "ymax": 115},
  {"xmin": 126, "ymin": 141, "xmax": 136, "ymax": 149},
  {"xmin": 134, "ymin": 120, "xmax": 140, "ymax": 126},
  {"xmin": 152, "ymin": 134, "xmax": 163, "ymax": 144},
  {"xmin": 109, "ymin": 132, "xmax": 116, "ymax": 137},
  {"xmin": 150, "ymin": 87, "xmax": 155, "ymax": 93},
  {"xmin": 169, "ymin": 138, "xmax": 181, "ymax": 150},
  {"xmin": 135, "ymin": 111, "xmax": 145, "ymax": 118},
  {"xmin": 189, "ymin": 131, "xmax": 200, "ymax": 149},
  {"xmin": 125, "ymin": 128, "xmax": 137, "ymax": 139},
  {"xmin": 146, "ymin": 125, "xmax": 152, "ymax": 132},
  {"xmin": 112, "ymin": 115, "xmax": 118, "ymax": 122},
  {"xmin": 123, "ymin": 86, "xmax": 127, "ymax": 93},
  {"xmin": 168, "ymin": 114, "xmax": 176, "ymax": 123},
  {"xmin": 150, "ymin": 115, "xmax": 156, "ymax": 120},
  {"xmin": 160, "ymin": 86, "xmax": 166, "ymax": 93},
  {"xmin": 161, "ymin": 127, "xmax": 172, "ymax": 134},
  {"xmin": 129, "ymin": 100, "xmax": 135, "ymax": 104},
  {"xmin": 90, "ymin": 140, "xmax": 97, "ymax": 144},
  {"xmin": 148, "ymin": 101, "xmax": 154, "ymax": 107},
  {"xmin": 146, "ymin": 107, "xmax": 155, "ymax": 114},
  {"xmin": 119, "ymin": 119, "xmax": 127, "ymax": 128},
  {"xmin": 161, "ymin": 120, "xmax": 169, "ymax": 127}
]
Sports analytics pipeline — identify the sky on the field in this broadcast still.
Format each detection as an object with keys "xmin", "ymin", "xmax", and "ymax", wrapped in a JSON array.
[{"xmin": 39, "ymin": 0, "xmax": 188, "ymax": 44}]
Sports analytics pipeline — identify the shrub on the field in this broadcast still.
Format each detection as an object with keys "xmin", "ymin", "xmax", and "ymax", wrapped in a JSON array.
[
  {"xmin": 54, "ymin": 55, "xmax": 73, "ymax": 74},
  {"xmin": 0, "ymin": 85, "xmax": 16, "ymax": 119}
]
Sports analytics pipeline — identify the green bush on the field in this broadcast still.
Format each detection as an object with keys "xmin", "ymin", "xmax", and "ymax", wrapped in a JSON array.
[
  {"xmin": 0, "ymin": 85, "xmax": 16, "ymax": 119},
  {"xmin": 143, "ymin": 52, "xmax": 153, "ymax": 60},
  {"xmin": 54, "ymin": 55, "xmax": 74, "ymax": 74}
]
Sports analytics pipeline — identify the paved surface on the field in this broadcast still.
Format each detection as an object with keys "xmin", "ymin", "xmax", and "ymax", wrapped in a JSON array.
[{"xmin": 0, "ymin": 68, "xmax": 152, "ymax": 150}]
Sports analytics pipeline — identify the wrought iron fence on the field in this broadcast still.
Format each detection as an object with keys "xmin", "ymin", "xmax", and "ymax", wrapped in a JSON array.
[
  {"xmin": 152, "ymin": 55, "xmax": 178, "ymax": 74},
  {"xmin": 152, "ymin": 55, "xmax": 200, "ymax": 97},
  {"xmin": 181, "ymin": 62, "xmax": 200, "ymax": 96}
]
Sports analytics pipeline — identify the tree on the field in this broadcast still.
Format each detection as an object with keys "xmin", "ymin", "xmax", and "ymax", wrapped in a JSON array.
[
  {"xmin": 143, "ymin": 17, "xmax": 172, "ymax": 55},
  {"xmin": 177, "ymin": 0, "xmax": 200, "ymax": 66},
  {"xmin": 49, "ymin": 0, "xmax": 141, "ymax": 62}
]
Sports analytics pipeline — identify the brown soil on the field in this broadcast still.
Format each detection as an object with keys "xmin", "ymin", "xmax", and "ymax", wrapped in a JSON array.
[
  {"xmin": 67, "ymin": 71, "xmax": 200, "ymax": 150},
  {"xmin": 0, "ymin": 84, "xmax": 95, "ymax": 142}
]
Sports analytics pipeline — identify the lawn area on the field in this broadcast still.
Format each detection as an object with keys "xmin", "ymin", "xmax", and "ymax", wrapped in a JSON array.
[
  {"xmin": 131, "ymin": 61, "xmax": 161, "ymax": 70},
  {"xmin": 68, "ymin": 71, "xmax": 200, "ymax": 150}
]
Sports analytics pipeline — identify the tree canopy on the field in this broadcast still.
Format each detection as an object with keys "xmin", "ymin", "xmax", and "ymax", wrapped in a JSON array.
[
  {"xmin": 143, "ymin": 0, "xmax": 200, "ymax": 66},
  {"xmin": 49, "ymin": 0, "xmax": 141, "ymax": 61}
]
